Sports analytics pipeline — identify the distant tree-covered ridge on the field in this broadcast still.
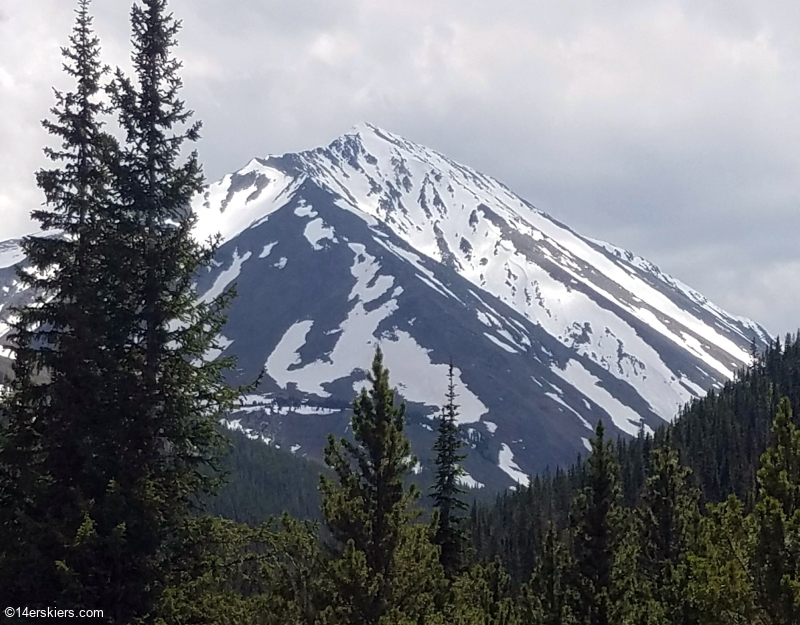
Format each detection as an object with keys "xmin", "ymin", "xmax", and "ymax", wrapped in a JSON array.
[
  {"xmin": 205, "ymin": 427, "xmax": 325, "ymax": 525},
  {"xmin": 470, "ymin": 332, "xmax": 800, "ymax": 587}
]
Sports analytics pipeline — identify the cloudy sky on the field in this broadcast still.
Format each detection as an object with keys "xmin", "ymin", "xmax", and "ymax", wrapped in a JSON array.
[{"xmin": 1, "ymin": 0, "xmax": 798, "ymax": 336}]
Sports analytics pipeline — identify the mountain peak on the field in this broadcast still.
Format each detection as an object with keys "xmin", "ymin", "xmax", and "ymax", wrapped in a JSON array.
[
  {"xmin": 1, "ymin": 125, "xmax": 772, "ymax": 485},
  {"xmin": 348, "ymin": 121, "xmax": 384, "ymax": 136}
]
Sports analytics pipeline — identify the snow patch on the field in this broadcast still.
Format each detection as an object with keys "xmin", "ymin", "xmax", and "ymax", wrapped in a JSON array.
[
  {"xmin": 259, "ymin": 242, "xmax": 278, "ymax": 258},
  {"xmin": 348, "ymin": 243, "xmax": 394, "ymax": 304},
  {"xmin": 498, "ymin": 443, "xmax": 529, "ymax": 486},
  {"xmin": 484, "ymin": 333, "xmax": 518, "ymax": 353},
  {"xmin": 377, "ymin": 330, "xmax": 488, "ymax": 425},
  {"xmin": 221, "ymin": 418, "xmax": 273, "ymax": 446},
  {"xmin": 303, "ymin": 218, "xmax": 336, "ymax": 250},
  {"xmin": 457, "ymin": 471, "xmax": 485, "ymax": 489},
  {"xmin": 545, "ymin": 392, "xmax": 593, "ymax": 431},
  {"xmin": 194, "ymin": 168, "xmax": 299, "ymax": 243},
  {"xmin": 552, "ymin": 360, "xmax": 644, "ymax": 436},
  {"xmin": 200, "ymin": 249, "xmax": 252, "ymax": 303}
]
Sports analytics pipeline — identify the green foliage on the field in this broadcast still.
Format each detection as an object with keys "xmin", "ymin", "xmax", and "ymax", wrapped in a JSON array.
[
  {"xmin": 750, "ymin": 396, "xmax": 800, "ymax": 623},
  {"xmin": 571, "ymin": 420, "xmax": 621, "ymax": 625},
  {"xmin": 685, "ymin": 496, "xmax": 762, "ymax": 624},
  {"xmin": 319, "ymin": 347, "xmax": 444, "ymax": 624},
  {"xmin": 155, "ymin": 514, "xmax": 324, "ymax": 625},
  {"xmin": 637, "ymin": 445, "xmax": 701, "ymax": 624},
  {"xmin": 0, "ymin": 0, "xmax": 241, "ymax": 619},
  {"xmin": 519, "ymin": 524, "xmax": 579, "ymax": 625},
  {"xmin": 205, "ymin": 427, "xmax": 325, "ymax": 525},
  {"xmin": 446, "ymin": 559, "xmax": 520, "ymax": 625},
  {"xmin": 430, "ymin": 360, "xmax": 469, "ymax": 578}
]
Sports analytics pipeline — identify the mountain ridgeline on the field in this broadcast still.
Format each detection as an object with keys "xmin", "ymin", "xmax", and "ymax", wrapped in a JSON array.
[{"xmin": 0, "ymin": 123, "xmax": 771, "ymax": 488}]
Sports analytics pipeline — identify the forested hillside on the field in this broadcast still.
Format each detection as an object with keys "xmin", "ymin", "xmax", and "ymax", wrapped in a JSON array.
[
  {"xmin": 205, "ymin": 428, "xmax": 325, "ymax": 524},
  {"xmin": 207, "ymin": 424, "xmax": 496, "ymax": 526},
  {"xmin": 470, "ymin": 333, "xmax": 800, "ymax": 588}
]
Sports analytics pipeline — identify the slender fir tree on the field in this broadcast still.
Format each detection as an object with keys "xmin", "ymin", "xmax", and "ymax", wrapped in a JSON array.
[
  {"xmin": 430, "ymin": 360, "xmax": 469, "ymax": 578},
  {"xmin": 571, "ymin": 420, "xmax": 621, "ymax": 625},
  {"xmin": 319, "ymin": 347, "xmax": 442, "ymax": 624},
  {"xmin": 751, "ymin": 396, "xmax": 800, "ymax": 624},
  {"xmin": 1, "ymin": 0, "xmax": 241, "ymax": 619},
  {"xmin": 0, "ymin": 0, "xmax": 120, "ymax": 609}
]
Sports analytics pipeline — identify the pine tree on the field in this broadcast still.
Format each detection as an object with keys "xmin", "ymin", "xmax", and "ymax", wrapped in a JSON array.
[
  {"xmin": 638, "ymin": 445, "xmax": 701, "ymax": 624},
  {"xmin": 0, "ymin": 0, "xmax": 120, "ymax": 608},
  {"xmin": 519, "ymin": 524, "xmax": 578, "ymax": 625},
  {"xmin": 571, "ymin": 420, "xmax": 621, "ymax": 625},
  {"xmin": 750, "ymin": 396, "xmax": 800, "ymax": 623},
  {"xmin": 1, "ymin": 0, "xmax": 240, "ymax": 619},
  {"xmin": 430, "ymin": 360, "xmax": 469, "ymax": 578},
  {"xmin": 319, "ymin": 347, "xmax": 442, "ymax": 624}
]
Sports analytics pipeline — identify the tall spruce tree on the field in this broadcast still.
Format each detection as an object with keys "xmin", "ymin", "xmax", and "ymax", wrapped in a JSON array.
[
  {"xmin": 1, "ymin": 0, "xmax": 240, "ymax": 619},
  {"xmin": 751, "ymin": 396, "xmax": 800, "ymax": 623},
  {"xmin": 430, "ymin": 360, "xmax": 469, "ymax": 578},
  {"xmin": 100, "ymin": 0, "xmax": 241, "ymax": 618},
  {"xmin": 0, "ymin": 0, "xmax": 120, "ymax": 609},
  {"xmin": 571, "ymin": 420, "xmax": 621, "ymax": 625},
  {"xmin": 638, "ymin": 445, "xmax": 701, "ymax": 625},
  {"xmin": 319, "ymin": 347, "xmax": 442, "ymax": 624}
]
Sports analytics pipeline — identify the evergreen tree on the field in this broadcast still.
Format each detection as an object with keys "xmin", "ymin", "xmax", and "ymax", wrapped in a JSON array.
[
  {"xmin": 430, "ymin": 360, "xmax": 469, "ymax": 578},
  {"xmin": 447, "ymin": 558, "xmax": 520, "ymax": 625},
  {"xmin": 571, "ymin": 420, "xmax": 621, "ymax": 625},
  {"xmin": 750, "ymin": 396, "xmax": 800, "ymax": 623},
  {"xmin": 638, "ymin": 445, "xmax": 701, "ymax": 624},
  {"xmin": 519, "ymin": 524, "xmax": 578, "ymax": 625},
  {"xmin": 1, "ymin": 0, "xmax": 240, "ymax": 619},
  {"xmin": 0, "ymin": 0, "xmax": 120, "ymax": 609},
  {"xmin": 156, "ymin": 514, "xmax": 325, "ymax": 625},
  {"xmin": 98, "ymin": 0, "xmax": 241, "ymax": 617},
  {"xmin": 609, "ymin": 508, "xmax": 665, "ymax": 625},
  {"xmin": 685, "ymin": 496, "xmax": 762, "ymax": 625},
  {"xmin": 319, "ymin": 347, "xmax": 442, "ymax": 624}
]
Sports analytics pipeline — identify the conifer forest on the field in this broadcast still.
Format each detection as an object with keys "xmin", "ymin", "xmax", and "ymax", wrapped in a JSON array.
[{"xmin": 1, "ymin": 2, "xmax": 799, "ymax": 623}]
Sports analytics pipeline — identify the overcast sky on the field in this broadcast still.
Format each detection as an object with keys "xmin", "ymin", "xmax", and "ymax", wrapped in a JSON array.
[{"xmin": 1, "ymin": 0, "xmax": 799, "ymax": 336}]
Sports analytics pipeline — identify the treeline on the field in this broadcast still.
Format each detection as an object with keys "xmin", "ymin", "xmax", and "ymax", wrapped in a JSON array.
[
  {"xmin": 204, "ymin": 427, "xmax": 325, "ymax": 525},
  {"xmin": 470, "ymin": 333, "xmax": 800, "ymax": 587}
]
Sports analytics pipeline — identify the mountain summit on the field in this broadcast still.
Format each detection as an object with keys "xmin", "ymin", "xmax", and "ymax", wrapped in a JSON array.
[{"xmin": 0, "ymin": 123, "xmax": 770, "ymax": 488}]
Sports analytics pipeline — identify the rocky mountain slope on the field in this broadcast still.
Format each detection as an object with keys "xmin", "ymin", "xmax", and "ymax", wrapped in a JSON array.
[{"xmin": 0, "ymin": 123, "xmax": 770, "ymax": 488}]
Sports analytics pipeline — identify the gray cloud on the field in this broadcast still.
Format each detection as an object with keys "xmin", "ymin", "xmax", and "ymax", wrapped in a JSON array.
[{"xmin": 1, "ymin": 0, "xmax": 799, "ymax": 336}]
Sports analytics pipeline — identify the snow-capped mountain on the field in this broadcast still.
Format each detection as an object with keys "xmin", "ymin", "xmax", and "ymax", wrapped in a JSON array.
[{"xmin": 0, "ymin": 123, "xmax": 770, "ymax": 488}]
